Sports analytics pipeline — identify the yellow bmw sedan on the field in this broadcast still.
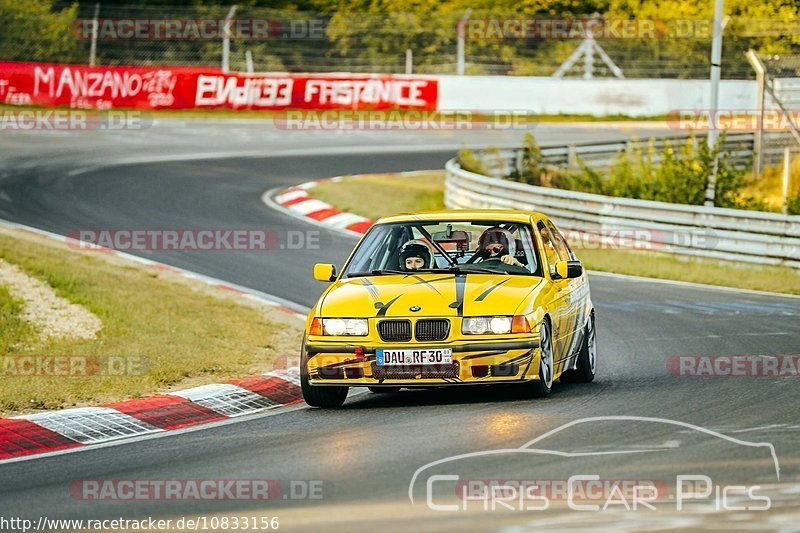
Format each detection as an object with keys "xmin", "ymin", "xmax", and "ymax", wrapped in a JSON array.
[{"xmin": 301, "ymin": 210, "xmax": 596, "ymax": 408}]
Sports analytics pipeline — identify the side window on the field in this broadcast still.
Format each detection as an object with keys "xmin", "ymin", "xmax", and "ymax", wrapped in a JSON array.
[
  {"xmin": 537, "ymin": 221, "xmax": 561, "ymax": 274},
  {"xmin": 546, "ymin": 220, "xmax": 573, "ymax": 261},
  {"xmin": 521, "ymin": 225, "xmax": 543, "ymax": 277}
]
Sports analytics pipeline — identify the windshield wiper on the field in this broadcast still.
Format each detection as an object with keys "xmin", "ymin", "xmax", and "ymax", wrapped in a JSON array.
[{"xmin": 347, "ymin": 267, "xmax": 516, "ymax": 277}]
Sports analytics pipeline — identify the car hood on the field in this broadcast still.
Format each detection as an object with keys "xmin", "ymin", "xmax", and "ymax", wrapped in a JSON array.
[{"xmin": 319, "ymin": 273, "xmax": 544, "ymax": 318}]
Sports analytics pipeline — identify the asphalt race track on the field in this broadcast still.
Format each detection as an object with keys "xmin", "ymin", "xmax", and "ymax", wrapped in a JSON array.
[{"xmin": 0, "ymin": 122, "xmax": 798, "ymax": 531}]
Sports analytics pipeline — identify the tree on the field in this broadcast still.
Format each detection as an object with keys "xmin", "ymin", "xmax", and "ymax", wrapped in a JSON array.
[{"xmin": 0, "ymin": 0, "xmax": 80, "ymax": 62}]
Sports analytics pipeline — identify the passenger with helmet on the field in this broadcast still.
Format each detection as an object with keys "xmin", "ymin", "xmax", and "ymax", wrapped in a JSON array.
[
  {"xmin": 398, "ymin": 239, "xmax": 435, "ymax": 271},
  {"xmin": 476, "ymin": 227, "xmax": 525, "ymax": 268}
]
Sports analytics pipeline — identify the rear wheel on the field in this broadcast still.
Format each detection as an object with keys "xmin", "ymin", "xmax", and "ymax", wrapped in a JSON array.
[
  {"xmin": 561, "ymin": 312, "xmax": 596, "ymax": 384},
  {"xmin": 528, "ymin": 320, "xmax": 554, "ymax": 398},
  {"xmin": 301, "ymin": 373, "xmax": 348, "ymax": 408},
  {"xmin": 368, "ymin": 386, "xmax": 401, "ymax": 393}
]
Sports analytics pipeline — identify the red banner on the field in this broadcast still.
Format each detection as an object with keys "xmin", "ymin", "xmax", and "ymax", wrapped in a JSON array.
[{"xmin": 0, "ymin": 62, "xmax": 438, "ymax": 111}]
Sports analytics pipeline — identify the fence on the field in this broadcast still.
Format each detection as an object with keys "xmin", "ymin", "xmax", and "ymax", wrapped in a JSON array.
[
  {"xmin": 747, "ymin": 52, "xmax": 800, "ymax": 176},
  {"xmin": 6, "ymin": 3, "xmax": 800, "ymax": 78},
  {"xmin": 445, "ymin": 142, "xmax": 800, "ymax": 268}
]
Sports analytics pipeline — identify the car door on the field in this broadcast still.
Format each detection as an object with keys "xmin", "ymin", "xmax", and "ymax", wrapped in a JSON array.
[
  {"xmin": 547, "ymin": 220, "xmax": 588, "ymax": 361},
  {"xmin": 536, "ymin": 220, "xmax": 571, "ymax": 373}
]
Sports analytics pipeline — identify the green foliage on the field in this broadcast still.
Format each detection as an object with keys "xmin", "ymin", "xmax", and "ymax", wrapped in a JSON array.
[
  {"xmin": 509, "ymin": 133, "xmax": 577, "ymax": 187},
  {"xmin": 511, "ymin": 132, "xmax": 545, "ymax": 185},
  {"xmin": 743, "ymin": 155, "xmax": 800, "ymax": 213},
  {"xmin": 482, "ymin": 146, "xmax": 507, "ymax": 178},
  {"xmin": 321, "ymin": 0, "xmax": 800, "ymax": 77},
  {"xmin": 0, "ymin": 284, "xmax": 35, "ymax": 354},
  {"xmin": 3, "ymin": 0, "xmax": 800, "ymax": 75},
  {"xmin": 458, "ymin": 148, "xmax": 486, "ymax": 174},
  {"xmin": 787, "ymin": 195, "xmax": 800, "ymax": 216},
  {"xmin": 0, "ymin": 0, "xmax": 79, "ymax": 62},
  {"xmin": 505, "ymin": 133, "xmax": 763, "ymax": 209}
]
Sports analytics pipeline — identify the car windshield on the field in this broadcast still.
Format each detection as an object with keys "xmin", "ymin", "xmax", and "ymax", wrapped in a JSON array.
[{"xmin": 343, "ymin": 220, "xmax": 541, "ymax": 277}]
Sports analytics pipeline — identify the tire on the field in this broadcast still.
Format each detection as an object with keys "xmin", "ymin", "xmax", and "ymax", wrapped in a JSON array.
[
  {"xmin": 301, "ymin": 373, "xmax": 348, "ymax": 408},
  {"xmin": 561, "ymin": 312, "xmax": 596, "ymax": 384},
  {"xmin": 528, "ymin": 319, "xmax": 554, "ymax": 398},
  {"xmin": 300, "ymin": 336, "xmax": 348, "ymax": 408},
  {"xmin": 368, "ymin": 386, "xmax": 401, "ymax": 393}
]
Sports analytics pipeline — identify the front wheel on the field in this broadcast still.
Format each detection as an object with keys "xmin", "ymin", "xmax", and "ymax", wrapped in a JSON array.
[
  {"xmin": 561, "ymin": 312, "xmax": 596, "ymax": 384},
  {"xmin": 301, "ymin": 373, "xmax": 348, "ymax": 408},
  {"xmin": 528, "ymin": 320, "xmax": 554, "ymax": 398}
]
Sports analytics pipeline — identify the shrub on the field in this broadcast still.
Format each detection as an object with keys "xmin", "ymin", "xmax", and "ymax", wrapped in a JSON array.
[
  {"xmin": 504, "ymin": 132, "xmax": 752, "ymax": 208},
  {"xmin": 512, "ymin": 133, "xmax": 545, "ymax": 186},
  {"xmin": 787, "ymin": 195, "xmax": 800, "ymax": 215},
  {"xmin": 457, "ymin": 148, "xmax": 486, "ymax": 175}
]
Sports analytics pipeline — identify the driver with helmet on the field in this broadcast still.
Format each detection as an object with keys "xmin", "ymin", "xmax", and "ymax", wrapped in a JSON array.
[
  {"xmin": 476, "ymin": 227, "xmax": 525, "ymax": 267},
  {"xmin": 398, "ymin": 239, "xmax": 435, "ymax": 271}
]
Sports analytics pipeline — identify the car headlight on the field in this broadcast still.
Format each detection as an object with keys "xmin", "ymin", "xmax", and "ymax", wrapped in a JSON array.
[
  {"xmin": 462, "ymin": 316, "xmax": 513, "ymax": 335},
  {"xmin": 312, "ymin": 318, "xmax": 369, "ymax": 336}
]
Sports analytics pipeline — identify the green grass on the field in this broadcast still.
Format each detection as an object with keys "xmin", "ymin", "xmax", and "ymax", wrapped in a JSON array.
[
  {"xmin": 0, "ymin": 230, "xmax": 303, "ymax": 416},
  {"xmin": 577, "ymin": 249, "xmax": 800, "ymax": 295},
  {"xmin": 740, "ymin": 157, "xmax": 800, "ymax": 213},
  {"xmin": 0, "ymin": 284, "xmax": 36, "ymax": 355},
  {"xmin": 308, "ymin": 171, "xmax": 800, "ymax": 295},
  {"xmin": 311, "ymin": 172, "xmax": 445, "ymax": 221}
]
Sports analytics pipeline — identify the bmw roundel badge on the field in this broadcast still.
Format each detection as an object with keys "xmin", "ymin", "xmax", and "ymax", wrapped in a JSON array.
[{"xmin": 409, "ymin": 305, "xmax": 422, "ymax": 312}]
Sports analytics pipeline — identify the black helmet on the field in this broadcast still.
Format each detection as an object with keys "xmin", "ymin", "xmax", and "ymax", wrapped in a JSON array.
[
  {"xmin": 398, "ymin": 239, "xmax": 433, "ymax": 270},
  {"xmin": 477, "ymin": 227, "xmax": 516, "ymax": 257}
]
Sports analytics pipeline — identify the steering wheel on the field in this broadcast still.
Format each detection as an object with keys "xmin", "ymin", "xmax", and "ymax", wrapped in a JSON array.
[{"xmin": 475, "ymin": 256, "xmax": 529, "ymax": 275}]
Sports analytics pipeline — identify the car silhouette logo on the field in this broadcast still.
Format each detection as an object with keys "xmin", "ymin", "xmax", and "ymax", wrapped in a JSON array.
[{"xmin": 410, "ymin": 306, "xmax": 422, "ymax": 312}]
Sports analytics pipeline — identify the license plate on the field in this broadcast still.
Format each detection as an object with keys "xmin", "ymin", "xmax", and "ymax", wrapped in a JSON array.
[{"xmin": 376, "ymin": 348, "xmax": 453, "ymax": 366}]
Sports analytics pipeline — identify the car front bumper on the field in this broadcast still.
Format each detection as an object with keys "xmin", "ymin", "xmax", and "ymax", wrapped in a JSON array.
[{"xmin": 304, "ymin": 338, "xmax": 541, "ymax": 387}]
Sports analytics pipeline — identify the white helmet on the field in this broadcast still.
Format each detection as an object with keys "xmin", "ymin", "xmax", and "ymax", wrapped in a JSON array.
[{"xmin": 398, "ymin": 239, "xmax": 435, "ymax": 270}]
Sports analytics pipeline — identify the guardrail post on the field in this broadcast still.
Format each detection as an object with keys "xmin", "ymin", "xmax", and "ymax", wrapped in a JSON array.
[
  {"xmin": 222, "ymin": 5, "xmax": 238, "ymax": 73},
  {"xmin": 88, "ymin": 3, "xmax": 100, "ymax": 67},
  {"xmin": 567, "ymin": 145, "xmax": 577, "ymax": 170},
  {"xmin": 746, "ymin": 50, "xmax": 766, "ymax": 176},
  {"xmin": 783, "ymin": 147, "xmax": 792, "ymax": 215},
  {"xmin": 456, "ymin": 9, "xmax": 472, "ymax": 75}
]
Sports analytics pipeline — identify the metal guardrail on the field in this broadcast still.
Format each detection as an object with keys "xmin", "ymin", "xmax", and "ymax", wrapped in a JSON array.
[
  {"xmin": 475, "ymin": 133, "xmax": 789, "ymax": 179},
  {"xmin": 445, "ymin": 158, "xmax": 800, "ymax": 269}
]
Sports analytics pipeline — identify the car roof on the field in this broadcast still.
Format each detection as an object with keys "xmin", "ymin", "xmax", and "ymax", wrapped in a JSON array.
[{"xmin": 376, "ymin": 209, "xmax": 543, "ymax": 224}]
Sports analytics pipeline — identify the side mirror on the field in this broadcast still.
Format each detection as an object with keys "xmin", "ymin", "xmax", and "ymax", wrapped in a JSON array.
[
  {"xmin": 313, "ymin": 263, "xmax": 337, "ymax": 282},
  {"xmin": 554, "ymin": 260, "xmax": 583, "ymax": 280}
]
